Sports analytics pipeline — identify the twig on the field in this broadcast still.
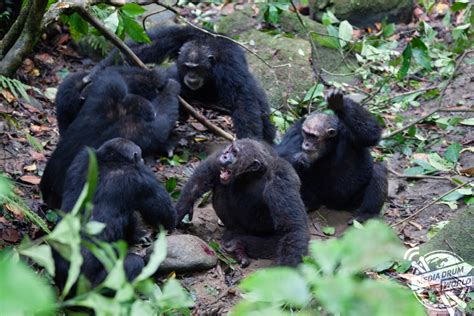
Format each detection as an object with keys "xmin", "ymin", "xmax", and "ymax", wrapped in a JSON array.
[
  {"xmin": 383, "ymin": 50, "xmax": 470, "ymax": 139},
  {"xmin": 392, "ymin": 180, "xmax": 473, "ymax": 227},
  {"xmin": 178, "ymin": 96, "xmax": 234, "ymax": 141},
  {"xmin": 154, "ymin": 1, "xmax": 273, "ymax": 68},
  {"xmin": 68, "ymin": 3, "xmax": 235, "ymax": 140},
  {"xmin": 388, "ymin": 168, "xmax": 458, "ymax": 184}
]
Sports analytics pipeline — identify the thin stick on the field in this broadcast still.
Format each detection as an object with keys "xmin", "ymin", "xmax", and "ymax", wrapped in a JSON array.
[
  {"xmin": 383, "ymin": 50, "xmax": 470, "ymax": 139},
  {"xmin": 178, "ymin": 96, "xmax": 234, "ymax": 141},
  {"xmin": 388, "ymin": 168, "xmax": 458, "ymax": 184},
  {"xmin": 74, "ymin": 5, "xmax": 234, "ymax": 140},
  {"xmin": 154, "ymin": 1, "xmax": 273, "ymax": 68},
  {"xmin": 392, "ymin": 180, "xmax": 473, "ymax": 227}
]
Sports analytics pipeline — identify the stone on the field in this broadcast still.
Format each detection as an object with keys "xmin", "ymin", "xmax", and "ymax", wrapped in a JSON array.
[
  {"xmin": 309, "ymin": 0, "xmax": 414, "ymax": 28},
  {"xmin": 158, "ymin": 234, "xmax": 218, "ymax": 273}
]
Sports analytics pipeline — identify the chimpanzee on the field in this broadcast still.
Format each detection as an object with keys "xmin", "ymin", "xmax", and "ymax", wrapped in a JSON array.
[
  {"xmin": 55, "ymin": 66, "xmax": 178, "ymax": 137},
  {"xmin": 91, "ymin": 25, "xmax": 276, "ymax": 143},
  {"xmin": 276, "ymin": 90, "xmax": 388, "ymax": 222},
  {"xmin": 176, "ymin": 139, "xmax": 309, "ymax": 267},
  {"xmin": 41, "ymin": 68, "xmax": 179, "ymax": 210},
  {"xmin": 53, "ymin": 138, "xmax": 176, "ymax": 290}
]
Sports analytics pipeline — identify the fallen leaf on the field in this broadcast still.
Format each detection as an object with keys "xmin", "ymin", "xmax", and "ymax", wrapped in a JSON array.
[
  {"xmin": 4, "ymin": 203, "xmax": 25, "ymax": 219},
  {"xmin": 19, "ymin": 175, "xmax": 41, "ymax": 185},
  {"xmin": 408, "ymin": 221, "xmax": 423, "ymax": 230},
  {"xmin": 24, "ymin": 163, "xmax": 37, "ymax": 172},
  {"xmin": 1, "ymin": 89, "xmax": 16, "ymax": 103},
  {"xmin": 29, "ymin": 150, "xmax": 46, "ymax": 161},
  {"xmin": 460, "ymin": 166, "xmax": 474, "ymax": 176},
  {"xmin": 432, "ymin": 3, "xmax": 449, "ymax": 17},
  {"xmin": 413, "ymin": 153, "xmax": 429, "ymax": 161},
  {"xmin": 190, "ymin": 122, "xmax": 207, "ymax": 132},
  {"xmin": 0, "ymin": 228, "xmax": 20, "ymax": 243}
]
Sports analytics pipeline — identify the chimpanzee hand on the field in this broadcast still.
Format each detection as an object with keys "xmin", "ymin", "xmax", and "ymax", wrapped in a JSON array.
[{"xmin": 326, "ymin": 88, "xmax": 345, "ymax": 113}]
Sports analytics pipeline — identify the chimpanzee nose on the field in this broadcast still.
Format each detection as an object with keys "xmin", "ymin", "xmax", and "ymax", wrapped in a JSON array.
[
  {"xmin": 302, "ymin": 142, "xmax": 310, "ymax": 151},
  {"xmin": 220, "ymin": 153, "xmax": 234, "ymax": 166}
]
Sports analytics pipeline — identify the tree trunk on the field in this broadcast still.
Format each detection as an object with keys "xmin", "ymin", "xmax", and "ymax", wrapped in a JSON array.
[{"xmin": 0, "ymin": 0, "xmax": 48, "ymax": 77}]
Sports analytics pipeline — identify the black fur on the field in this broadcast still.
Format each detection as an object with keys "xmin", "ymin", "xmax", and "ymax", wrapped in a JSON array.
[
  {"xmin": 176, "ymin": 139, "xmax": 309, "ymax": 266},
  {"xmin": 42, "ymin": 68, "xmax": 179, "ymax": 209},
  {"xmin": 53, "ymin": 138, "xmax": 176, "ymax": 290},
  {"xmin": 93, "ymin": 25, "xmax": 276, "ymax": 143},
  {"xmin": 276, "ymin": 90, "xmax": 388, "ymax": 222}
]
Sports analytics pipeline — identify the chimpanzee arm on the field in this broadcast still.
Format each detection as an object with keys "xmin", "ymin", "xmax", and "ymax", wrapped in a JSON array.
[
  {"xmin": 134, "ymin": 173, "xmax": 177, "ymax": 231},
  {"xmin": 327, "ymin": 90, "xmax": 382, "ymax": 147},
  {"xmin": 274, "ymin": 119, "xmax": 306, "ymax": 166},
  {"xmin": 175, "ymin": 153, "xmax": 220, "ymax": 222},
  {"xmin": 262, "ymin": 164, "xmax": 309, "ymax": 266}
]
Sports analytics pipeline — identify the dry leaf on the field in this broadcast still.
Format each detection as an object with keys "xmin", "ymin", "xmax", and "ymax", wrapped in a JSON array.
[
  {"xmin": 460, "ymin": 166, "xmax": 474, "ymax": 176},
  {"xmin": 29, "ymin": 150, "xmax": 46, "ymax": 161},
  {"xmin": 1, "ymin": 89, "xmax": 16, "ymax": 103},
  {"xmin": 4, "ymin": 203, "xmax": 25, "ymax": 219},
  {"xmin": 24, "ymin": 163, "xmax": 37, "ymax": 172},
  {"xmin": 19, "ymin": 175, "xmax": 41, "ymax": 185},
  {"xmin": 0, "ymin": 228, "xmax": 20, "ymax": 242},
  {"xmin": 408, "ymin": 221, "xmax": 423, "ymax": 230}
]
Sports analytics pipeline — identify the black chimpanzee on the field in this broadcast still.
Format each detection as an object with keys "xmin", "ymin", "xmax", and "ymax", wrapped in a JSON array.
[
  {"xmin": 55, "ymin": 66, "xmax": 178, "ymax": 139},
  {"xmin": 176, "ymin": 139, "xmax": 309, "ymax": 267},
  {"xmin": 276, "ymin": 90, "xmax": 388, "ymax": 222},
  {"xmin": 41, "ymin": 68, "xmax": 179, "ymax": 210},
  {"xmin": 91, "ymin": 25, "xmax": 276, "ymax": 143},
  {"xmin": 53, "ymin": 138, "xmax": 176, "ymax": 290}
]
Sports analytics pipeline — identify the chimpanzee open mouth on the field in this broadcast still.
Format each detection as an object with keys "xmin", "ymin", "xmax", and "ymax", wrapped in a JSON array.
[{"xmin": 220, "ymin": 168, "xmax": 232, "ymax": 183}]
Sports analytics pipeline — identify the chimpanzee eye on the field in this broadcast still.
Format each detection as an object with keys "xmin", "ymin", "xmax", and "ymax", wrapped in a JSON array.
[{"xmin": 208, "ymin": 55, "xmax": 215, "ymax": 63}]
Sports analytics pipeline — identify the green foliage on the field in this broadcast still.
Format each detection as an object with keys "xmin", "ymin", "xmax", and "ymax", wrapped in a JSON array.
[
  {"xmin": 232, "ymin": 221, "xmax": 425, "ymax": 315},
  {"xmin": 0, "ymin": 252, "xmax": 56, "ymax": 315},
  {"xmin": 257, "ymin": 0, "xmax": 291, "ymax": 25},
  {"xmin": 61, "ymin": 3, "xmax": 150, "ymax": 57},
  {"xmin": 15, "ymin": 151, "xmax": 193, "ymax": 314},
  {"xmin": 0, "ymin": 75, "xmax": 40, "ymax": 101}
]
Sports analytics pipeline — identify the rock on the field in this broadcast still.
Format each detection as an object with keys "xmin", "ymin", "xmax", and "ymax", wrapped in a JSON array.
[
  {"xmin": 217, "ymin": 10, "xmax": 357, "ymax": 109},
  {"xmin": 309, "ymin": 0, "xmax": 413, "ymax": 28},
  {"xmin": 158, "ymin": 234, "xmax": 218, "ymax": 273},
  {"xmin": 421, "ymin": 208, "xmax": 474, "ymax": 265}
]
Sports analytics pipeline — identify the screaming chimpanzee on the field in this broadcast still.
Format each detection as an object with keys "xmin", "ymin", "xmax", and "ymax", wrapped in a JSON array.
[
  {"xmin": 276, "ymin": 90, "xmax": 388, "ymax": 222},
  {"xmin": 91, "ymin": 25, "xmax": 276, "ymax": 143},
  {"xmin": 41, "ymin": 68, "xmax": 179, "ymax": 210},
  {"xmin": 176, "ymin": 139, "xmax": 309, "ymax": 267},
  {"xmin": 55, "ymin": 66, "xmax": 179, "ymax": 139},
  {"xmin": 53, "ymin": 138, "xmax": 176, "ymax": 290}
]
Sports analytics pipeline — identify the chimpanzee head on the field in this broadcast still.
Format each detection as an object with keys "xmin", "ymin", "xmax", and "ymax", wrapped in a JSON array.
[
  {"xmin": 218, "ymin": 139, "xmax": 271, "ymax": 184},
  {"xmin": 301, "ymin": 113, "xmax": 339, "ymax": 162},
  {"xmin": 176, "ymin": 40, "xmax": 216, "ymax": 91},
  {"xmin": 96, "ymin": 138, "xmax": 144, "ymax": 164}
]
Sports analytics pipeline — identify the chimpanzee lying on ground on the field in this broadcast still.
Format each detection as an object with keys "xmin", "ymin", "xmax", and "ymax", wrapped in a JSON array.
[
  {"xmin": 176, "ymin": 139, "xmax": 309, "ymax": 267},
  {"xmin": 90, "ymin": 25, "xmax": 276, "ymax": 143},
  {"xmin": 53, "ymin": 138, "xmax": 176, "ymax": 290},
  {"xmin": 276, "ymin": 89, "xmax": 388, "ymax": 222},
  {"xmin": 41, "ymin": 68, "xmax": 179, "ymax": 209}
]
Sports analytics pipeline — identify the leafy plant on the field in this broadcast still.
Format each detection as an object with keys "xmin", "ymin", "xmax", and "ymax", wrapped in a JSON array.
[
  {"xmin": 257, "ymin": 0, "xmax": 291, "ymax": 25},
  {"xmin": 0, "ymin": 75, "xmax": 40, "ymax": 101},
  {"xmin": 231, "ymin": 221, "xmax": 425, "ymax": 315},
  {"xmin": 16, "ymin": 150, "xmax": 193, "ymax": 314}
]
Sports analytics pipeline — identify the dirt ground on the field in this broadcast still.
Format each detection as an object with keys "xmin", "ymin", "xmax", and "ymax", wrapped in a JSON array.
[{"xmin": 0, "ymin": 25, "xmax": 473, "ymax": 315}]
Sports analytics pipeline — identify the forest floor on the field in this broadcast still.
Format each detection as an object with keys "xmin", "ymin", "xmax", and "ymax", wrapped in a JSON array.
[{"xmin": 1, "ymin": 10, "xmax": 473, "ymax": 316}]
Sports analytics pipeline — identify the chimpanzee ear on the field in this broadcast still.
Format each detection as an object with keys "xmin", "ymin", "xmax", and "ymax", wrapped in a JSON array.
[
  {"xmin": 250, "ymin": 159, "xmax": 265, "ymax": 172},
  {"xmin": 327, "ymin": 128, "xmax": 337, "ymax": 138}
]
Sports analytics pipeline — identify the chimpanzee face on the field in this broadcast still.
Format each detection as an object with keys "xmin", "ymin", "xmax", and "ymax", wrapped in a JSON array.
[
  {"xmin": 301, "ymin": 113, "xmax": 338, "ymax": 162},
  {"xmin": 177, "ymin": 41, "xmax": 215, "ymax": 91},
  {"xmin": 218, "ymin": 140, "xmax": 266, "ymax": 184},
  {"xmin": 97, "ymin": 138, "xmax": 144, "ymax": 164}
]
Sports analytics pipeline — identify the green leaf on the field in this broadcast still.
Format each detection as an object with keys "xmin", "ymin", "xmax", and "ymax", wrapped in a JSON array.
[
  {"xmin": 303, "ymin": 83, "xmax": 324, "ymax": 102},
  {"xmin": 134, "ymin": 230, "xmax": 167, "ymax": 283},
  {"xmin": 120, "ymin": 3, "xmax": 146, "ymax": 17},
  {"xmin": 121, "ymin": 14, "xmax": 151, "ymax": 43},
  {"xmin": 165, "ymin": 177, "xmax": 177, "ymax": 193},
  {"xmin": 103, "ymin": 11, "xmax": 119, "ymax": 33},
  {"xmin": 322, "ymin": 226, "xmax": 336, "ymax": 236},
  {"xmin": 338, "ymin": 20, "xmax": 353, "ymax": 48},
  {"xmin": 68, "ymin": 12, "xmax": 89, "ymax": 41},
  {"xmin": 239, "ymin": 267, "xmax": 310, "ymax": 307},
  {"xmin": 0, "ymin": 253, "xmax": 56, "ymax": 315},
  {"xmin": 26, "ymin": 133, "xmax": 44, "ymax": 152},
  {"xmin": 444, "ymin": 142, "xmax": 462, "ymax": 163},
  {"xmin": 85, "ymin": 221, "xmax": 106, "ymax": 235},
  {"xmin": 411, "ymin": 38, "xmax": 432, "ymax": 71},
  {"xmin": 427, "ymin": 153, "xmax": 453, "ymax": 171},
  {"xmin": 460, "ymin": 118, "xmax": 474, "ymax": 126},
  {"xmin": 404, "ymin": 166, "xmax": 426, "ymax": 176},
  {"xmin": 157, "ymin": 278, "xmax": 194, "ymax": 310},
  {"xmin": 311, "ymin": 31, "xmax": 339, "ymax": 49},
  {"xmin": 19, "ymin": 244, "xmax": 55, "ymax": 276},
  {"xmin": 398, "ymin": 43, "xmax": 412, "ymax": 79},
  {"xmin": 382, "ymin": 23, "xmax": 396, "ymax": 37},
  {"xmin": 451, "ymin": 1, "xmax": 469, "ymax": 12}
]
